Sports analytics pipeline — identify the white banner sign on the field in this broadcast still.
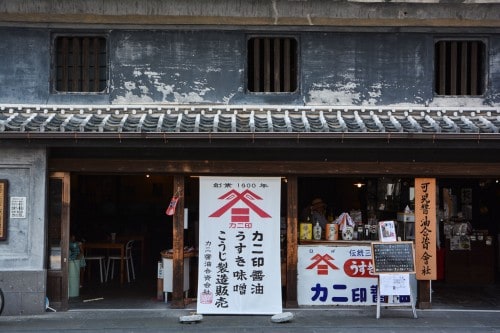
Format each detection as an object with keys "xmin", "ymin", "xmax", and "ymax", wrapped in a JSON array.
[
  {"xmin": 197, "ymin": 176, "xmax": 282, "ymax": 315},
  {"xmin": 298, "ymin": 245, "xmax": 379, "ymax": 306}
]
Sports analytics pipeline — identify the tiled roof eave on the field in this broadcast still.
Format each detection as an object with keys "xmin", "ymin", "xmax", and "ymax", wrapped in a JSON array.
[
  {"xmin": 0, "ymin": 131, "xmax": 499, "ymax": 141},
  {"xmin": 1, "ymin": 104, "xmax": 499, "ymax": 137}
]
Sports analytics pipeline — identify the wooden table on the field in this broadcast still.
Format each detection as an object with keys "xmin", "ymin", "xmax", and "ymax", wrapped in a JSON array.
[{"xmin": 84, "ymin": 241, "xmax": 126, "ymax": 285}]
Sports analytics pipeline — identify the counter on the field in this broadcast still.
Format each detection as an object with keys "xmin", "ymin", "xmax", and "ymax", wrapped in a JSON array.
[{"xmin": 160, "ymin": 250, "xmax": 198, "ymax": 293}]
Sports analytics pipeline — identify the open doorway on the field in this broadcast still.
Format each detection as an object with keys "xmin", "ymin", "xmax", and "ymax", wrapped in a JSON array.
[{"xmin": 68, "ymin": 173, "xmax": 181, "ymax": 309}]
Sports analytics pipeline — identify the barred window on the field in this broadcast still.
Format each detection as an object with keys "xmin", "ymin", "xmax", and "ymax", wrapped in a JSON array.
[
  {"xmin": 54, "ymin": 36, "xmax": 107, "ymax": 93},
  {"xmin": 247, "ymin": 37, "xmax": 298, "ymax": 93},
  {"xmin": 434, "ymin": 40, "xmax": 486, "ymax": 96}
]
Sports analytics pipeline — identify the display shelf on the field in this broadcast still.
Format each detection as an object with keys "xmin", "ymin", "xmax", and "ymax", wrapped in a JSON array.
[{"xmin": 444, "ymin": 239, "xmax": 495, "ymax": 285}]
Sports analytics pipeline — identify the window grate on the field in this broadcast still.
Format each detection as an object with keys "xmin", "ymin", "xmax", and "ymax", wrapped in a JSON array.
[
  {"xmin": 247, "ymin": 37, "xmax": 297, "ymax": 93},
  {"xmin": 55, "ymin": 36, "xmax": 107, "ymax": 93},
  {"xmin": 434, "ymin": 40, "xmax": 485, "ymax": 96}
]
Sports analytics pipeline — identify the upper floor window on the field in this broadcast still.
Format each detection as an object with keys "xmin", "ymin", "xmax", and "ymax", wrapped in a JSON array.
[
  {"xmin": 54, "ymin": 36, "xmax": 107, "ymax": 93},
  {"xmin": 434, "ymin": 40, "xmax": 486, "ymax": 96},
  {"xmin": 247, "ymin": 37, "xmax": 298, "ymax": 93}
]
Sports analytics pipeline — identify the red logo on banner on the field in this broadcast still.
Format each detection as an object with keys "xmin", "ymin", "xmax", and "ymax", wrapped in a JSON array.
[
  {"xmin": 209, "ymin": 189, "xmax": 271, "ymax": 220},
  {"xmin": 306, "ymin": 254, "xmax": 339, "ymax": 275},
  {"xmin": 343, "ymin": 259, "xmax": 376, "ymax": 278}
]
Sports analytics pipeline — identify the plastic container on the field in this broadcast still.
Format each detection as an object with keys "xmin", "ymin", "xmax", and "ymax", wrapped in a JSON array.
[{"xmin": 68, "ymin": 260, "xmax": 80, "ymax": 297}]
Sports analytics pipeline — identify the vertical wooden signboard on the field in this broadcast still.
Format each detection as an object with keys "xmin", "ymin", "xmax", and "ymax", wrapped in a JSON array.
[
  {"xmin": 415, "ymin": 178, "xmax": 437, "ymax": 280},
  {"xmin": 0, "ymin": 180, "xmax": 7, "ymax": 240}
]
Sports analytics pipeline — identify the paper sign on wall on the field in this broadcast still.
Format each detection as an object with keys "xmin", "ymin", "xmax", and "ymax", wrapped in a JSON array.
[{"xmin": 379, "ymin": 274, "xmax": 411, "ymax": 295}]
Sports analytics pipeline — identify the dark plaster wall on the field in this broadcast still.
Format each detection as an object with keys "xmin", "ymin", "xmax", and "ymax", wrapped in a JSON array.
[
  {"xmin": 0, "ymin": 29, "xmax": 49, "ymax": 103},
  {"xmin": 0, "ymin": 28, "xmax": 498, "ymax": 106},
  {"xmin": 110, "ymin": 30, "xmax": 244, "ymax": 104},
  {"xmin": 487, "ymin": 36, "xmax": 500, "ymax": 103},
  {"xmin": 302, "ymin": 32, "xmax": 432, "ymax": 106}
]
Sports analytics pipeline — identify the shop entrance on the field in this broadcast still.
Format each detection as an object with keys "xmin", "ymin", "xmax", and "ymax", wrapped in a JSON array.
[
  {"xmin": 296, "ymin": 176, "xmax": 500, "ymax": 309},
  {"xmin": 67, "ymin": 173, "xmax": 199, "ymax": 309},
  {"xmin": 50, "ymin": 169, "xmax": 500, "ymax": 310}
]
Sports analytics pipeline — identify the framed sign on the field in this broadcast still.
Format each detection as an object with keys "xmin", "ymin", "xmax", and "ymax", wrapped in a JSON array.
[
  {"xmin": 371, "ymin": 241, "xmax": 415, "ymax": 274},
  {"xmin": 0, "ymin": 180, "xmax": 8, "ymax": 240}
]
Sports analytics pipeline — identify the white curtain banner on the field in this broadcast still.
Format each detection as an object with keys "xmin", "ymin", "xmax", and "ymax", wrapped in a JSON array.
[{"xmin": 197, "ymin": 176, "xmax": 282, "ymax": 315}]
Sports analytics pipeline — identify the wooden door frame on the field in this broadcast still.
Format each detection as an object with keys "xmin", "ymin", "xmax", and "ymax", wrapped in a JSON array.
[
  {"xmin": 47, "ymin": 172, "xmax": 71, "ymax": 310},
  {"xmin": 170, "ymin": 175, "xmax": 186, "ymax": 308}
]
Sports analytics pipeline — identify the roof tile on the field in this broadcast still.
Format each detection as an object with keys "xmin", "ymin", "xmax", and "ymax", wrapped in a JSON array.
[{"xmin": 0, "ymin": 105, "xmax": 499, "ymax": 138}]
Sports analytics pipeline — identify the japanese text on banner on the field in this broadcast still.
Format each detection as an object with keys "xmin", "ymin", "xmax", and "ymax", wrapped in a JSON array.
[{"xmin": 197, "ymin": 177, "xmax": 282, "ymax": 315}]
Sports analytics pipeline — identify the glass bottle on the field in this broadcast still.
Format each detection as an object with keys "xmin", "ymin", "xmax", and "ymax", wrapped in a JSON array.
[
  {"xmin": 327, "ymin": 209, "xmax": 334, "ymax": 223},
  {"xmin": 313, "ymin": 220, "xmax": 322, "ymax": 240}
]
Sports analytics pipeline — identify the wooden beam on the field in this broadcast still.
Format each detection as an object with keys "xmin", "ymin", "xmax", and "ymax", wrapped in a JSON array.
[
  {"xmin": 60, "ymin": 37, "xmax": 69, "ymax": 92},
  {"xmin": 283, "ymin": 38, "xmax": 291, "ymax": 92},
  {"xmin": 49, "ymin": 159, "xmax": 500, "ymax": 177},
  {"xmin": 285, "ymin": 175, "xmax": 298, "ymax": 307},
  {"xmin": 450, "ymin": 41, "xmax": 457, "ymax": 95},
  {"xmin": 170, "ymin": 175, "xmax": 186, "ymax": 308},
  {"xmin": 470, "ymin": 41, "xmax": 479, "ymax": 95},
  {"xmin": 72, "ymin": 37, "xmax": 80, "ymax": 92},
  {"xmin": 274, "ymin": 37, "xmax": 281, "ymax": 92},
  {"xmin": 82, "ymin": 37, "xmax": 90, "ymax": 92},
  {"xmin": 264, "ymin": 38, "xmax": 271, "ymax": 92},
  {"xmin": 438, "ymin": 41, "xmax": 446, "ymax": 95},
  {"xmin": 93, "ymin": 37, "xmax": 101, "ymax": 92},
  {"xmin": 253, "ymin": 38, "xmax": 260, "ymax": 92}
]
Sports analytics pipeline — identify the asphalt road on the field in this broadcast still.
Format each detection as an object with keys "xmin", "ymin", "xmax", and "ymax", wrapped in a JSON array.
[{"xmin": 1, "ymin": 307, "xmax": 500, "ymax": 333}]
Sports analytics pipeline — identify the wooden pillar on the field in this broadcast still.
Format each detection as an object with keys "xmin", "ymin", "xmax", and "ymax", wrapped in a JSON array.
[
  {"xmin": 171, "ymin": 175, "xmax": 185, "ymax": 308},
  {"xmin": 418, "ymin": 280, "xmax": 432, "ymax": 309},
  {"xmin": 285, "ymin": 175, "xmax": 298, "ymax": 307}
]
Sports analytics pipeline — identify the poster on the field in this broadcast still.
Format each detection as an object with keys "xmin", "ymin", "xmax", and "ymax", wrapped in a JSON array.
[
  {"xmin": 10, "ymin": 196, "xmax": 26, "ymax": 219},
  {"xmin": 378, "ymin": 221, "xmax": 397, "ymax": 242},
  {"xmin": 379, "ymin": 274, "xmax": 411, "ymax": 295},
  {"xmin": 297, "ymin": 245, "xmax": 382, "ymax": 306},
  {"xmin": 197, "ymin": 176, "xmax": 282, "ymax": 315}
]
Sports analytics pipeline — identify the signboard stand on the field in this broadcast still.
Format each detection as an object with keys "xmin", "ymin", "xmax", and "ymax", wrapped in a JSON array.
[
  {"xmin": 376, "ymin": 274, "xmax": 417, "ymax": 319},
  {"xmin": 371, "ymin": 241, "xmax": 417, "ymax": 319}
]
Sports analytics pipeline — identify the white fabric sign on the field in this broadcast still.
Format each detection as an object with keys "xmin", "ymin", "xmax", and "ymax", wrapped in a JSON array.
[
  {"xmin": 197, "ymin": 176, "xmax": 282, "ymax": 314},
  {"xmin": 298, "ymin": 245, "xmax": 379, "ymax": 305}
]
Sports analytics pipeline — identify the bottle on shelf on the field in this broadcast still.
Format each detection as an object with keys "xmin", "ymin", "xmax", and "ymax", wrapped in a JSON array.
[
  {"xmin": 313, "ymin": 220, "xmax": 322, "ymax": 240},
  {"xmin": 299, "ymin": 213, "xmax": 313, "ymax": 240},
  {"xmin": 327, "ymin": 209, "xmax": 334, "ymax": 223}
]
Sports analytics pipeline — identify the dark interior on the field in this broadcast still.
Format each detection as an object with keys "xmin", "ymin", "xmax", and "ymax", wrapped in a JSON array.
[{"xmin": 68, "ymin": 174, "xmax": 500, "ymax": 309}]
